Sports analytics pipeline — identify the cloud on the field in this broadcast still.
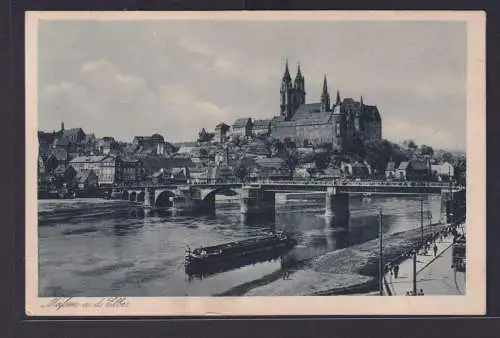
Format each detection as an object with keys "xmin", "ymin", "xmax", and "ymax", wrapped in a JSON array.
[
  {"xmin": 383, "ymin": 118, "xmax": 462, "ymax": 150},
  {"xmin": 40, "ymin": 59, "xmax": 231, "ymax": 141},
  {"xmin": 37, "ymin": 20, "xmax": 467, "ymax": 150}
]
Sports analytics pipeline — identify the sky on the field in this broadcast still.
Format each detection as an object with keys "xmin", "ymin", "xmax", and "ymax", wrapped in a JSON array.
[{"xmin": 37, "ymin": 19, "xmax": 467, "ymax": 150}]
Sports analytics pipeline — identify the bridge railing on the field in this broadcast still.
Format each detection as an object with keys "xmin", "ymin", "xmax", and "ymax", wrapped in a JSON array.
[{"xmin": 115, "ymin": 179, "xmax": 463, "ymax": 190}]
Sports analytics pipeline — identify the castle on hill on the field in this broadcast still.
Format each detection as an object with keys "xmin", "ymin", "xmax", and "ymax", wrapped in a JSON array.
[{"xmin": 270, "ymin": 60, "xmax": 382, "ymax": 150}]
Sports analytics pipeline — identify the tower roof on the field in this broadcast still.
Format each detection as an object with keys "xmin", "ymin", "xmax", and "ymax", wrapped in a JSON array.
[
  {"xmin": 282, "ymin": 59, "xmax": 291, "ymax": 82},
  {"xmin": 322, "ymin": 75, "xmax": 328, "ymax": 94},
  {"xmin": 295, "ymin": 63, "xmax": 303, "ymax": 80},
  {"xmin": 336, "ymin": 90, "xmax": 341, "ymax": 105}
]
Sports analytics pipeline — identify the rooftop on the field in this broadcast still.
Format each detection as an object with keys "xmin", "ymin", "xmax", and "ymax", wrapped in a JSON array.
[{"xmin": 233, "ymin": 118, "xmax": 252, "ymax": 128}]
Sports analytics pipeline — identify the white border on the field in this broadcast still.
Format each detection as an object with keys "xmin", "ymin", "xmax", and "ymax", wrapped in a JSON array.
[{"xmin": 25, "ymin": 11, "xmax": 486, "ymax": 316}]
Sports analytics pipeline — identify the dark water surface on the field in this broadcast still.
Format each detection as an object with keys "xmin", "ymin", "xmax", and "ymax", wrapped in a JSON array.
[{"xmin": 38, "ymin": 194, "xmax": 441, "ymax": 297}]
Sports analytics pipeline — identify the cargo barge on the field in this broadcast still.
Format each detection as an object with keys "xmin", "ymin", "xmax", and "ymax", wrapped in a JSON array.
[
  {"xmin": 185, "ymin": 245, "xmax": 293, "ymax": 280},
  {"xmin": 185, "ymin": 232, "xmax": 297, "ymax": 268}
]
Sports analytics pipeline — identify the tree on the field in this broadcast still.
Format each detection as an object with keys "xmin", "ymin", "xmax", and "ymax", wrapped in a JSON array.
[
  {"xmin": 233, "ymin": 159, "xmax": 248, "ymax": 182},
  {"xmin": 313, "ymin": 152, "xmax": 331, "ymax": 170},
  {"xmin": 420, "ymin": 145, "xmax": 434, "ymax": 156},
  {"xmin": 442, "ymin": 151, "xmax": 454, "ymax": 163},
  {"xmin": 198, "ymin": 128, "xmax": 215, "ymax": 143},
  {"xmin": 284, "ymin": 149, "xmax": 300, "ymax": 177},
  {"xmin": 407, "ymin": 140, "xmax": 417, "ymax": 150}
]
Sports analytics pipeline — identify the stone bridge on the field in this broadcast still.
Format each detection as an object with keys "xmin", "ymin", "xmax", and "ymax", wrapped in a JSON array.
[{"xmin": 114, "ymin": 180, "xmax": 465, "ymax": 224}]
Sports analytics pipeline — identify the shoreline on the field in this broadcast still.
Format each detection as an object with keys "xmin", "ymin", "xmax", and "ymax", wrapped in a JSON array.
[{"xmin": 219, "ymin": 223, "xmax": 447, "ymax": 297}]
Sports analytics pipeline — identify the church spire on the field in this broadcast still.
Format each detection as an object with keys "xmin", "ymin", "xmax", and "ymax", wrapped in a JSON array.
[
  {"xmin": 322, "ymin": 75, "xmax": 328, "ymax": 94},
  {"xmin": 336, "ymin": 90, "xmax": 341, "ymax": 105},
  {"xmin": 283, "ymin": 58, "xmax": 291, "ymax": 82},
  {"xmin": 61, "ymin": 121, "xmax": 65, "ymax": 131},
  {"xmin": 296, "ymin": 63, "xmax": 302, "ymax": 79},
  {"xmin": 360, "ymin": 95, "xmax": 364, "ymax": 106},
  {"xmin": 320, "ymin": 75, "xmax": 331, "ymax": 112},
  {"xmin": 294, "ymin": 62, "xmax": 305, "ymax": 105}
]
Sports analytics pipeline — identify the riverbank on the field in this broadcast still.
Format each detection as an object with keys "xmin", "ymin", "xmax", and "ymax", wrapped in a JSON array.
[
  {"xmin": 38, "ymin": 198, "xmax": 140, "ymax": 224},
  {"xmin": 218, "ymin": 223, "xmax": 447, "ymax": 296}
]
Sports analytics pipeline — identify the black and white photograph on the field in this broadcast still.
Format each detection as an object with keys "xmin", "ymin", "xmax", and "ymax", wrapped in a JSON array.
[{"xmin": 26, "ymin": 11, "xmax": 486, "ymax": 316}]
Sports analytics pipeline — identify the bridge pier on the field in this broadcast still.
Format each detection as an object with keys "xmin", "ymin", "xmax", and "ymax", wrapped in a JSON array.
[
  {"xmin": 143, "ymin": 188, "xmax": 154, "ymax": 208},
  {"xmin": 191, "ymin": 193, "xmax": 216, "ymax": 215},
  {"xmin": 324, "ymin": 187, "xmax": 350, "ymax": 220},
  {"xmin": 240, "ymin": 186, "xmax": 275, "ymax": 216}
]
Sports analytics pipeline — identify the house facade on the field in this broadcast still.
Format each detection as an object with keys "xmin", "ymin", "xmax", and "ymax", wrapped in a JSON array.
[
  {"xmin": 431, "ymin": 162, "xmax": 454, "ymax": 181},
  {"xmin": 69, "ymin": 155, "xmax": 122, "ymax": 186},
  {"xmin": 385, "ymin": 161, "xmax": 397, "ymax": 179},
  {"xmin": 96, "ymin": 137, "xmax": 118, "ymax": 155},
  {"xmin": 252, "ymin": 119, "xmax": 272, "ymax": 136},
  {"xmin": 44, "ymin": 148, "xmax": 69, "ymax": 174},
  {"xmin": 396, "ymin": 160, "xmax": 431, "ymax": 181},
  {"xmin": 73, "ymin": 170, "xmax": 99, "ymax": 189},
  {"xmin": 232, "ymin": 118, "xmax": 253, "ymax": 137},
  {"xmin": 133, "ymin": 134, "xmax": 166, "ymax": 155},
  {"xmin": 121, "ymin": 158, "xmax": 145, "ymax": 183},
  {"xmin": 215, "ymin": 123, "xmax": 231, "ymax": 143}
]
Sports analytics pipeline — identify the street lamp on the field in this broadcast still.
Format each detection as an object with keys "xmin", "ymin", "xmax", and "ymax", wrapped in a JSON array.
[
  {"xmin": 420, "ymin": 195, "xmax": 424, "ymax": 246},
  {"xmin": 412, "ymin": 248, "xmax": 417, "ymax": 296}
]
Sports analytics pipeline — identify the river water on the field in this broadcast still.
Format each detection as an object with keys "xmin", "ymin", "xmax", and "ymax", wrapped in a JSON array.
[{"xmin": 38, "ymin": 194, "xmax": 442, "ymax": 297}]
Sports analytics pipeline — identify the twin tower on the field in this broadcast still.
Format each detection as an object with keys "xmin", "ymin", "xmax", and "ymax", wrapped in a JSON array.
[{"xmin": 280, "ymin": 60, "xmax": 340, "ymax": 121}]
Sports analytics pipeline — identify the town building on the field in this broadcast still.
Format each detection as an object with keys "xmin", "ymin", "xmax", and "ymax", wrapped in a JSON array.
[
  {"xmin": 121, "ymin": 158, "xmax": 145, "ymax": 183},
  {"xmin": 44, "ymin": 148, "xmax": 69, "ymax": 175},
  {"xmin": 232, "ymin": 118, "xmax": 253, "ymax": 138},
  {"xmin": 396, "ymin": 159, "xmax": 431, "ymax": 181},
  {"xmin": 252, "ymin": 119, "xmax": 272, "ymax": 136},
  {"xmin": 141, "ymin": 157, "xmax": 195, "ymax": 179},
  {"xmin": 60, "ymin": 126, "xmax": 86, "ymax": 143},
  {"xmin": 68, "ymin": 155, "xmax": 122, "ymax": 186},
  {"xmin": 96, "ymin": 137, "xmax": 118, "ymax": 155},
  {"xmin": 133, "ymin": 134, "xmax": 166, "ymax": 155},
  {"xmin": 250, "ymin": 157, "xmax": 290, "ymax": 180},
  {"xmin": 385, "ymin": 161, "xmax": 397, "ymax": 179},
  {"xmin": 215, "ymin": 123, "xmax": 231, "ymax": 143},
  {"xmin": 270, "ymin": 61, "xmax": 382, "ymax": 150},
  {"xmin": 431, "ymin": 161, "xmax": 454, "ymax": 181},
  {"xmin": 72, "ymin": 170, "xmax": 99, "ymax": 189}
]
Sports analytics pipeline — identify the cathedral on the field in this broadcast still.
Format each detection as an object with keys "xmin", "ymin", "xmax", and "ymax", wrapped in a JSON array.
[{"xmin": 270, "ymin": 60, "xmax": 382, "ymax": 150}]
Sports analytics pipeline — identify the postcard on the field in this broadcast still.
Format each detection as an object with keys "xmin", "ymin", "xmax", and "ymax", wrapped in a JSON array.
[{"xmin": 26, "ymin": 10, "xmax": 486, "ymax": 316}]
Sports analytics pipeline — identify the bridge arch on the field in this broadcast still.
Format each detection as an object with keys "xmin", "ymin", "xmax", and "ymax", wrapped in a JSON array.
[
  {"xmin": 154, "ymin": 190, "xmax": 175, "ymax": 208},
  {"xmin": 201, "ymin": 187, "xmax": 240, "ymax": 201},
  {"xmin": 130, "ymin": 191, "xmax": 137, "ymax": 202},
  {"xmin": 122, "ymin": 190, "xmax": 129, "ymax": 200},
  {"xmin": 137, "ymin": 191, "xmax": 145, "ymax": 203}
]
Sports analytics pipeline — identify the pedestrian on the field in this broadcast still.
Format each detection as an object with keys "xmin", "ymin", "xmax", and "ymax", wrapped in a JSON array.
[
  {"xmin": 393, "ymin": 264, "xmax": 399, "ymax": 279},
  {"xmin": 405, "ymin": 291, "xmax": 410, "ymax": 296},
  {"xmin": 418, "ymin": 289, "xmax": 425, "ymax": 296},
  {"xmin": 433, "ymin": 243, "xmax": 438, "ymax": 256}
]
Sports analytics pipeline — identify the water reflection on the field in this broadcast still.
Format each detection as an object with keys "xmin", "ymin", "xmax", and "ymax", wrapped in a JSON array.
[
  {"xmin": 239, "ymin": 213, "xmax": 276, "ymax": 228},
  {"xmin": 39, "ymin": 193, "xmax": 443, "ymax": 297}
]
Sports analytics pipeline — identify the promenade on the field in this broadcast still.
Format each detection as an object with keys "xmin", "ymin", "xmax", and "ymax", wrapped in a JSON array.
[{"xmin": 385, "ymin": 226, "xmax": 466, "ymax": 296}]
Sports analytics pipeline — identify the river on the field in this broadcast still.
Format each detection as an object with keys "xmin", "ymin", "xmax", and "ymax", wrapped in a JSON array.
[{"xmin": 38, "ymin": 193, "xmax": 442, "ymax": 297}]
